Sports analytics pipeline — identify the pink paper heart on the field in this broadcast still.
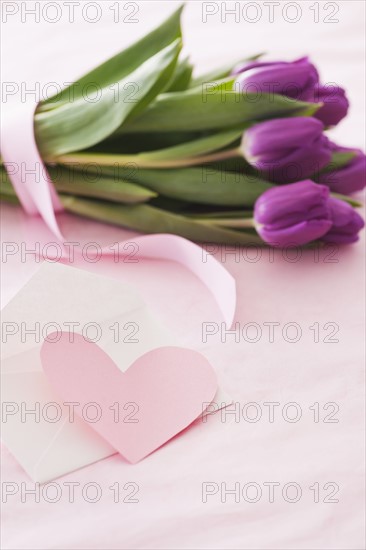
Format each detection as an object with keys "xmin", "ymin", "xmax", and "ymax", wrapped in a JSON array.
[{"xmin": 40, "ymin": 333, "xmax": 217, "ymax": 463}]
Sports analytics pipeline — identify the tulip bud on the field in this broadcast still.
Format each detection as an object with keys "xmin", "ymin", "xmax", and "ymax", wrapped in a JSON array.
[
  {"xmin": 254, "ymin": 180, "xmax": 332, "ymax": 247},
  {"xmin": 234, "ymin": 57, "xmax": 319, "ymax": 100},
  {"xmin": 311, "ymin": 84, "xmax": 349, "ymax": 126},
  {"xmin": 318, "ymin": 143, "xmax": 366, "ymax": 194},
  {"xmin": 234, "ymin": 57, "xmax": 349, "ymax": 127},
  {"xmin": 322, "ymin": 198, "xmax": 364, "ymax": 244},
  {"xmin": 242, "ymin": 117, "xmax": 332, "ymax": 183}
]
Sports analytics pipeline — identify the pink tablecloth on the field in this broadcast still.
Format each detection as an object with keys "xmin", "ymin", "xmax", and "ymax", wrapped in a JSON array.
[{"xmin": 1, "ymin": 2, "xmax": 365, "ymax": 549}]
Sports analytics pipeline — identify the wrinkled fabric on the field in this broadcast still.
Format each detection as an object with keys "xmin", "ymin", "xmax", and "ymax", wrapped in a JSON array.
[
  {"xmin": 1, "ymin": 204, "xmax": 365, "ymax": 550},
  {"xmin": 2, "ymin": 2, "xmax": 365, "ymax": 548}
]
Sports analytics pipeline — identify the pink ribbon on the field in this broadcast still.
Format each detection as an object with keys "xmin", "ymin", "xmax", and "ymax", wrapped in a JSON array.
[
  {"xmin": 1, "ymin": 102, "xmax": 64, "ymax": 240},
  {"xmin": 1, "ymin": 101, "xmax": 237, "ymax": 326}
]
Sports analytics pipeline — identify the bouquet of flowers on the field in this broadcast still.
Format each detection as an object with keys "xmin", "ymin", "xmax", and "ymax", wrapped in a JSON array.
[{"xmin": 1, "ymin": 5, "xmax": 365, "ymax": 246}]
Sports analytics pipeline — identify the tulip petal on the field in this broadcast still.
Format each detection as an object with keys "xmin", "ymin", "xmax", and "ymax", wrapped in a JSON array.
[{"xmin": 258, "ymin": 219, "xmax": 332, "ymax": 247}]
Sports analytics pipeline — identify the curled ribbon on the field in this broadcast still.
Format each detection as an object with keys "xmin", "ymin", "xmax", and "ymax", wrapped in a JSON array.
[
  {"xmin": 1, "ymin": 102, "xmax": 64, "ymax": 240},
  {"xmin": 1, "ymin": 100, "xmax": 237, "ymax": 326}
]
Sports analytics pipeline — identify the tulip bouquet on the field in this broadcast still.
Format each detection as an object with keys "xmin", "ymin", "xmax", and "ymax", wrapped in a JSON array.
[{"xmin": 1, "ymin": 5, "xmax": 365, "ymax": 247}]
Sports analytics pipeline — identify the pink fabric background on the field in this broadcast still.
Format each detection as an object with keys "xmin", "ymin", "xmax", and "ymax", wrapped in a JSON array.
[{"xmin": 1, "ymin": 2, "xmax": 365, "ymax": 548}]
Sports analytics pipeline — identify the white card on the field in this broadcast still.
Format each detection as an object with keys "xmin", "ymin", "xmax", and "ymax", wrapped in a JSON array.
[{"xmin": 1, "ymin": 263, "xmax": 230, "ymax": 482}]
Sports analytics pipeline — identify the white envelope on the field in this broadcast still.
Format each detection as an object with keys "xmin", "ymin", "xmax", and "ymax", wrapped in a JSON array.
[{"xmin": 1, "ymin": 263, "xmax": 229, "ymax": 482}]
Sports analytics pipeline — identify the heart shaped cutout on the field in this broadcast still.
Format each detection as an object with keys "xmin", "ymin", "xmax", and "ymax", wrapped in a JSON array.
[{"xmin": 40, "ymin": 333, "xmax": 217, "ymax": 463}]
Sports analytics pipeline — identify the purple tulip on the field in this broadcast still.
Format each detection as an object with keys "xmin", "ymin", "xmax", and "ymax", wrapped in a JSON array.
[
  {"xmin": 322, "ymin": 198, "xmax": 364, "ymax": 244},
  {"xmin": 234, "ymin": 57, "xmax": 319, "ymax": 100},
  {"xmin": 242, "ymin": 117, "xmax": 332, "ymax": 183},
  {"xmin": 234, "ymin": 57, "xmax": 349, "ymax": 127},
  {"xmin": 254, "ymin": 180, "xmax": 333, "ymax": 247},
  {"xmin": 310, "ymin": 84, "xmax": 349, "ymax": 126},
  {"xmin": 318, "ymin": 142, "xmax": 366, "ymax": 194}
]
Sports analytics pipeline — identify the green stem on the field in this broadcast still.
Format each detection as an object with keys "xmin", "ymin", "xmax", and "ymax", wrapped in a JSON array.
[
  {"xmin": 191, "ymin": 217, "xmax": 255, "ymax": 228},
  {"xmin": 53, "ymin": 146, "xmax": 242, "ymax": 169},
  {"xmin": 60, "ymin": 195, "xmax": 264, "ymax": 245}
]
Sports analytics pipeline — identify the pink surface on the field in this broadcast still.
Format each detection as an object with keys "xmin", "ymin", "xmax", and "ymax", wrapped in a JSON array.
[
  {"xmin": 41, "ymin": 336, "xmax": 218, "ymax": 463},
  {"xmin": 2, "ymin": 97, "xmax": 237, "ymax": 328},
  {"xmin": 1, "ymin": 106, "xmax": 237, "ymax": 325},
  {"xmin": 1, "ymin": 2, "xmax": 365, "ymax": 549}
]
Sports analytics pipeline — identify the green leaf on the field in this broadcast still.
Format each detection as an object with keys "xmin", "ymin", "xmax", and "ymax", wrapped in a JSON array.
[
  {"xmin": 0, "ymin": 166, "xmax": 155, "ymax": 204},
  {"xmin": 0, "ymin": 193, "xmax": 20, "ymax": 205},
  {"xmin": 0, "ymin": 168, "xmax": 14, "ymax": 193},
  {"xmin": 38, "ymin": 5, "xmax": 184, "ymax": 110},
  {"xmin": 330, "ymin": 193, "xmax": 363, "ymax": 208},
  {"xmin": 117, "ymin": 78, "xmax": 318, "ymax": 134},
  {"xmin": 92, "ymin": 131, "xmax": 203, "ymax": 155},
  {"xmin": 35, "ymin": 40, "xmax": 182, "ymax": 158},
  {"xmin": 189, "ymin": 52, "xmax": 265, "ymax": 88},
  {"xmin": 56, "ymin": 129, "xmax": 243, "ymax": 166},
  {"xmin": 321, "ymin": 150, "xmax": 357, "ymax": 173},
  {"xmin": 56, "ymin": 160, "xmax": 273, "ymax": 207},
  {"xmin": 166, "ymin": 56, "xmax": 194, "ymax": 92},
  {"xmin": 61, "ymin": 195, "xmax": 264, "ymax": 245},
  {"xmin": 131, "ymin": 129, "xmax": 243, "ymax": 162},
  {"xmin": 51, "ymin": 167, "xmax": 156, "ymax": 203},
  {"xmin": 124, "ymin": 41, "xmax": 183, "ymax": 121},
  {"xmin": 126, "ymin": 166, "xmax": 273, "ymax": 206},
  {"xmin": 136, "ymin": 129, "xmax": 243, "ymax": 161}
]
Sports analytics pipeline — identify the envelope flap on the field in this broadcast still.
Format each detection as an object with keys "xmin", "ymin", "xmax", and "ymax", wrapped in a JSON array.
[
  {"xmin": 1, "ymin": 369, "xmax": 115, "ymax": 482},
  {"xmin": 1, "ymin": 262, "xmax": 145, "ymax": 360}
]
